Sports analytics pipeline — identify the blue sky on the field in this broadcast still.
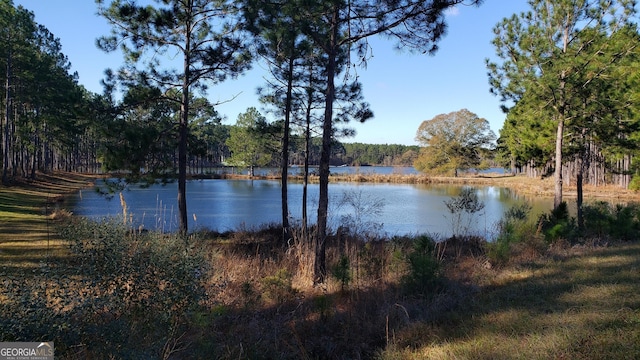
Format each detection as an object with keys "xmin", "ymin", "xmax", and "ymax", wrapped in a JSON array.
[{"xmin": 14, "ymin": 0, "xmax": 530, "ymax": 145}]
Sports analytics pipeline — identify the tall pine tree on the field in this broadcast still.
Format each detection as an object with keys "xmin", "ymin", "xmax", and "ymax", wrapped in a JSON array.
[
  {"xmin": 487, "ymin": 0, "xmax": 637, "ymax": 210},
  {"xmin": 97, "ymin": 0, "xmax": 252, "ymax": 235}
]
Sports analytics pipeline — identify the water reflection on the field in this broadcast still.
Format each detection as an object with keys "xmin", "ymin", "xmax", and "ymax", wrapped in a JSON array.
[{"xmin": 71, "ymin": 178, "xmax": 554, "ymax": 239}]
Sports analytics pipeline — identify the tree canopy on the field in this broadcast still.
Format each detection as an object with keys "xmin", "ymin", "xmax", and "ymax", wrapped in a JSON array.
[
  {"xmin": 226, "ymin": 107, "xmax": 276, "ymax": 176},
  {"xmin": 414, "ymin": 109, "xmax": 496, "ymax": 176},
  {"xmin": 487, "ymin": 0, "xmax": 638, "ymax": 209}
]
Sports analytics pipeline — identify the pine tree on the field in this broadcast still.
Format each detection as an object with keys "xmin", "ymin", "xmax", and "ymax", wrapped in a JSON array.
[
  {"xmin": 96, "ymin": 0, "xmax": 252, "ymax": 235},
  {"xmin": 487, "ymin": 0, "xmax": 637, "ymax": 210}
]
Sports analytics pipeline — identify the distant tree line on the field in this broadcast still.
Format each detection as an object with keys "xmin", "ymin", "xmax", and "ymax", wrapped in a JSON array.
[
  {"xmin": 207, "ymin": 122, "xmax": 421, "ymax": 169},
  {"xmin": 203, "ymin": 117, "xmax": 421, "ymax": 170},
  {"xmin": 336, "ymin": 143, "xmax": 419, "ymax": 167}
]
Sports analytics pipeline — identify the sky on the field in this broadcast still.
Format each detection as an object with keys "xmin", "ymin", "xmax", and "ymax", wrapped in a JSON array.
[{"xmin": 13, "ymin": 0, "xmax": 531, "ymax": 146}]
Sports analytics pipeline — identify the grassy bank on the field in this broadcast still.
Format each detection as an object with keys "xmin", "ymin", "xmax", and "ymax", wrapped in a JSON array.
[
  {"xmin": 1, "ymin": 172, "xmax": 639, "ymax": 358},
  {"xmin": 0, "ymin": 172, "xmax": 94, "ymax": 274}
]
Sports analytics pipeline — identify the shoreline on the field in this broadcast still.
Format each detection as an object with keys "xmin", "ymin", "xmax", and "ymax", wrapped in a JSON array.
[{"xmin": 188, "ymin": 171, "xmax": 640, "ymax": 201}]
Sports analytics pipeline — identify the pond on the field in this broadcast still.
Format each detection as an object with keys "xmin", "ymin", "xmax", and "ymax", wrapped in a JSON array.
[{"xmin": 70, "ymin": 177, "xmax": 553, "ymax": 240}]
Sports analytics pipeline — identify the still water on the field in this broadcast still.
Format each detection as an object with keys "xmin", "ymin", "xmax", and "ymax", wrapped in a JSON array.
[{"xmin": 71, "ymin": 177, "xmax": 552, "ymax": 239}]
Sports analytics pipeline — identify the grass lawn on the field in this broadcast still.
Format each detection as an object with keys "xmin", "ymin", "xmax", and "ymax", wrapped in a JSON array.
[
  {"xmin": 380, "ymin": 242, "xmax": 640, "ymax": 359},
  {"xmin": 0, "ymin": 172, "xmax": 94, "ymax": 275}
]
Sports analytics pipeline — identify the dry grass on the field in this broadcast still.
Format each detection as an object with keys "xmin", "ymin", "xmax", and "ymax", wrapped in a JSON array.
[
  {"xmin": 183, "ymin": 232, "xmax": 640, "ymax": 359},
  {"xmin": 183, "ymin": 230, "xmax": 415, "ymax": 359}
]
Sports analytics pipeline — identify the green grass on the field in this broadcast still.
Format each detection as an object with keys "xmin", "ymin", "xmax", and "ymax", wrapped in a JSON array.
[
  {"xmin": 379, "ymin": 243, "xmax": 640, "ymax": 359},
  {"xmin": 0, "ymin": 172, "xmax": 94, "ymax": 274}
]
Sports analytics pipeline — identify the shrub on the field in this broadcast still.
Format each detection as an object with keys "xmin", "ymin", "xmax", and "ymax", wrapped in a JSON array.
[
  {"xmin": 610, "ymin": 203, "xmax": 640, "ymax": 240},
  {"xmin": 388, "ymin": 236, "xmax": 410, "ymax": 264},
  {"xmin": 444, "ymin": 187, "xmax": 485, "ymax": 238},
  {"xmin": 487, "ymin": 202, "xmax": 540, "ymax": 265},
  {"xmin": 4, "ymin": 217, "xmax": 209, "ymax": 359},
  {"xmin": 338, "ymin": 189, "xmax": 385, "ymax": 240},
  {"xmin": 359, "ymin": 241, "xmax": 386, "ymax": 282},
  {"xmin": 402, "ymin": 235, "xmax": 442, "ymax": 296},
  {"xmin": 313, "ymin": 294, "xmax": 333, "ymax": 320},
  {"xmin": 332, "ymin": 255, "xmax": 352, "ymax": 291},
  {"xmin": 261, "ymin": 268, "xmax": 297, "ymax": 304},
  {"xmin": 629, "ymin": 175, "xmax": 640, "ymax": 191},
  {"xmin": 582, "ymin": 201, "xmax": 613, "ymax": 239},
  {"xmin": 539, "ymin": 202, "xmax": 576, "ymax": 242},
  {"xmin": 582, "ymin": 201, "xmax": 640, "ymax": 241}
]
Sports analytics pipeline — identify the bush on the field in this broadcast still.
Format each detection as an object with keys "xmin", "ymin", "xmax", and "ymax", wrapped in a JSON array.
[
  {"xmin": 610, "ymin": 203, "xmax": 640, "ymax": 240},
  {"xmin": 359, "ymin": 241, "xmax": 386, "ymax": 282},
  {"xmin": 261, "ymin": 268, "xmax": 297, "ymax": 304},
  {"xmin": 539, "ymin": 202, "xmax": 576, "ymax": 242},
  {"xmin": 1, "ymin": 217, "xmax": 209, "ymax": 359},
  {"xmin": 332, "ymin": 255, "xmax": 352, "ymax": 291},
  {"xmin": 582, "ymin": 201, "xmax": 640, "ymax": 241},
  {"xmin": 444, "ymin": 187, "xmax": 485, "ymax": 238},
  {"xmin": 402, "ymin": 235, "xmax": 442, "ymax": 296},
  {"xmin": 487, "ymin": 202, "xmax": 540, "ymax": 265},
  {"xmin": 338, "ymin": 189, "xmax": 385, "ymax": 240},
  {"xmin": 629, "ymin": 175, "xmax": 640, "ymax": 191},
  {"xmin": 582, "ymin": 201, "xmax": 613, "ymax": 238}
]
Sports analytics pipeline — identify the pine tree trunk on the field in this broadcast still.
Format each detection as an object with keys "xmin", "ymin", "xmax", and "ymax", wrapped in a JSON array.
[
  {"xmin": 302, "ymin": 68, "xmax": 314, "ymax": 246},
  {"xmin": 302, "ymin": 104, "xmax": 311, "ymax": 244},
  {"xmin": 315, "ymin": 6, "xmax": 339, "ymax": 285},
  {"xmin": 554, "ymin": 118, "xmax": 564, "ymax": 209},
  {"xmin": 281, "ymin": 54, "xmax": 294, "ymax": 243},
  {"xmin": 3, "ymin": 52, "xmax": 11, "ymax": 184},
  {"xmin": 177, "ymin": 36, "xmax": 191, "ymax": 237},
  {"xmin": 576, "ymin": 153, "xmax": 584, "ymax": 230}
]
